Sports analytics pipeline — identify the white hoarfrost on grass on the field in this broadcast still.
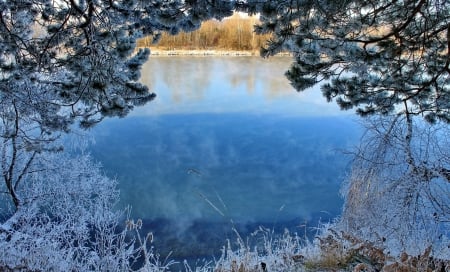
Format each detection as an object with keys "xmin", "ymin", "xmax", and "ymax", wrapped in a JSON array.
[
  {"xmin": 213, "ymin": 227, "xmax": 306, "ymax": 272},
  {"xmin": 0, "ymin": 152, "xmax": 175, "ymax": 272}
]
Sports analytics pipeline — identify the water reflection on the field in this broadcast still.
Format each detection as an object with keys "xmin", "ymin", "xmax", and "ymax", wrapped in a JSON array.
[
  {"xmin": 89, "ymin": 56, "xmax": 360, "ymax": 262},
  {"xmin": 135, "ymin": 56, "xmax": 343, "ymax": 116}
]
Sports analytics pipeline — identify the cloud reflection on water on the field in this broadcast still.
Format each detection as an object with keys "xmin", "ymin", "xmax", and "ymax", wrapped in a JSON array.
[
  {"xmin": 92, "ymin": 56, "xmax": 360, "ymax": 222},
  {"xmin": 89, "ymin": 56, "xmax": 361, "ymax": 260}
]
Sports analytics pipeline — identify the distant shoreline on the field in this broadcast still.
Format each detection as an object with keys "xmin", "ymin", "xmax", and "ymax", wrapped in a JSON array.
[{"xmin": 142, "ymin": 48, "xmax": 291, "ymax": 57}]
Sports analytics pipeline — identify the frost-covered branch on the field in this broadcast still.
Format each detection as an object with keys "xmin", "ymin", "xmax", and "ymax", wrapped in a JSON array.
[
  {"xmin": 341, "ymin": 115, "xmax": 450, "ymax": 256},
  {"xmin": 242, "ymin": 0, "xmax": 450, "ymax": 123}
]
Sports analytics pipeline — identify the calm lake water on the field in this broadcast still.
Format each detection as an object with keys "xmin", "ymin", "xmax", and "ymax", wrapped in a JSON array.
[{"xmin": 88, "ymin": 56, "xmax": 361, "ymax": 262}]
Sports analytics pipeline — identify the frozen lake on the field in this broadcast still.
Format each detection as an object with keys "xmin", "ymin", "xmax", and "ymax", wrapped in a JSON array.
[{"xmin": 88, "ymin": 56, "xmax": 361, "ymax": 261}]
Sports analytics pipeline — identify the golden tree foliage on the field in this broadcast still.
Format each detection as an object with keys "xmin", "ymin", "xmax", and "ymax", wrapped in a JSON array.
[{"xmin": 138, "ymin": 14, "xmax": 271, "ymax": 51}]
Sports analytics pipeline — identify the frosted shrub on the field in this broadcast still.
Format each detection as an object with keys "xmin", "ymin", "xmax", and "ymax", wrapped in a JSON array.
[
  {"xmin": 0, "ymin": 152, "xmax": 170, "ymax": 271},
  {"xmin": 340, "ymin": 117, "xmax": 450, "ymax": 258},
  {"xmin": 213, "ymin": 227, "xmax": 305, "ymax": 272},
  {"xmin": 0, "ymin": 153, "xmax": 126, "ymax": 270}
]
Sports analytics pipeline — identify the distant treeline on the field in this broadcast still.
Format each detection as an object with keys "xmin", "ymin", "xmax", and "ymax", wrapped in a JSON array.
[{"xmin": 137, "ymin": 14, "xmax": 271, "ymax": 51}]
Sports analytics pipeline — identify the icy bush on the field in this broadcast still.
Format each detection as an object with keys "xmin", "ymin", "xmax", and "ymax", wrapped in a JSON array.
[
  {"xmin": 212, "ymin": 227, "xmax": 305, "ymax": 272},
  {"xmin": 0, "ymin": 152, "xmax": 172, "ymax": 271},
  {"xmin": 340, "ymin": 116, "xmax": 450, "ymax": 258},
  {"xmin": 0, "ymin": 153, "xmax": 128, "ymax": 270}
]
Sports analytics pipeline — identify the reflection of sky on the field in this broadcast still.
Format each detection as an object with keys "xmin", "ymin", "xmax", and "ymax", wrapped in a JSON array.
[
  {"xmin": 92, "ymin": 114, "xmax": 359, "ymax": 222},
  {"xmin": 134, "ymin": 56, "xmax": 345, "ymax": 117},
  {"xmin": 90, "ymin": 56, "xmax": 360, "ymax": 220},
  {"xmin": 88, "ymin": 56, "xmax": 361, "ymax": 260}
]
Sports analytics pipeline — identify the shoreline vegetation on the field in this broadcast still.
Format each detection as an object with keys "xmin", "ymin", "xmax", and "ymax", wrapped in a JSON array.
[
  {"xmin": 146, "ymin": 49, "xmax": 291, "ymax": 56},
  {"xmin": 148, "ymin": 49, "xmax": 260, "ymax": 56},
  {"xmin": 137, "ymin": 13, "xmax": 280, "ymax": 56}
]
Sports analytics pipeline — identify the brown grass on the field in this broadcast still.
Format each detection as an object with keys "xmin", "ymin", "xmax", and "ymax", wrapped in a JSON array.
[
  {"xmin": 137, "ymin": 13, "xmax": 272, "ymax": 52},
  {"xmin": 304, "ymin": 229, "xmax": 450, "ymax": 272}
]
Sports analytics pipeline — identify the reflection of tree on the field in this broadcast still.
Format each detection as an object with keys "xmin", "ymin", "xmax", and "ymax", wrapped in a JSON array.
[
  {"xmin": 140, "ymin": 57, "xmax": 296, "ymax": 113},
  {"xmin": 163, "ymin": 59, "xmax": 187, "ymax": 103},
  {"xmin": 266, "ymin": 77, "xmax": 292, "ymax": 98},
  {"xmin": 227, "ymin": 58, "xmax": 293, "ymax": 97},
  {"xmin": 141, "ymin": 58, "xmax": 212, "ymax": 103},
  {"xmin": 227, "ymin": 58, "xmax": 257, "ymax": 93},
  {"xmin": 263, "ymin": 58, "xmax": 294, "ymax": 98}
]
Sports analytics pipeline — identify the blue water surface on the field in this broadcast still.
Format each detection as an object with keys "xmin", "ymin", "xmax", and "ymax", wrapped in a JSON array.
[{"xmin": 88, "ymin": 56, "xmax": 361, "ymax": 261}]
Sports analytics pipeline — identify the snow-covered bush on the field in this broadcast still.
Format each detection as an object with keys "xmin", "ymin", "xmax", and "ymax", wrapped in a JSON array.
[
  {"xmin": 0, "ymin": 152, "xmax": 134, "ymax": 271},
  {"xmin": 340, "ymin": 116, "xmax": 450, "ymax": 258},
  {"xmin": 0, "ymin": 151, "xmax": 175, "ymax": 271},
  {"xmin": 212, "ymin": 227, "xmax": 305, "ymax": 272}
]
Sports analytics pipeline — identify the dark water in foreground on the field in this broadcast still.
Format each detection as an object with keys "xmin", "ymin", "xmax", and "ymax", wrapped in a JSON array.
[{"xmin": 88, "ymin": 56, "xmax": 361, "ymax": 263}]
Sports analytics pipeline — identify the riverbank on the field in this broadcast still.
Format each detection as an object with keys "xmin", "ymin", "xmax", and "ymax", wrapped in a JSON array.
[
  {"xmin": 150, "ymin": 49, "xmax": 258, "ymax": 56},
  {"xmin": 141, "ymin": 48, "xmax": 291, "ymax": 57}
]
